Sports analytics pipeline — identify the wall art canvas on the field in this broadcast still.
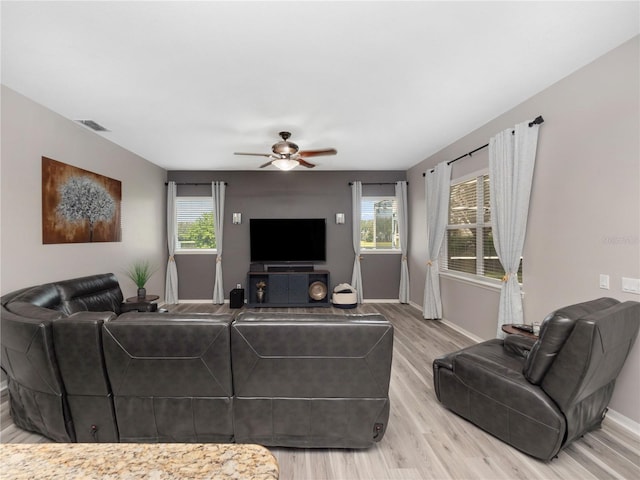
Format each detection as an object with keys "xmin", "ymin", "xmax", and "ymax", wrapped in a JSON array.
[{"xmin": 42, "ymin": 157, "xmax": 122, "ymax": 243}]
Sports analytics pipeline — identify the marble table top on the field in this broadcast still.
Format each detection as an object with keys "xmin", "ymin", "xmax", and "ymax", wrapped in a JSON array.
[{"xmin": 0, "ymin": 443, "xmax": 279, "ymax": 479}]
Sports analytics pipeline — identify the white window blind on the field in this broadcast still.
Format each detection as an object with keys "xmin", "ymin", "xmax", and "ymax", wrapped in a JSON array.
[
  {"xmin": 360, "ymin": 196, "xmax": 400, "ymax": 251},
  {"xmin": 175, "ymin": 196, "xmax": 216, "ymax": 251},
  {"xmin": 440, "ymin": 173, "xmax": 522, "ymax": 282}
]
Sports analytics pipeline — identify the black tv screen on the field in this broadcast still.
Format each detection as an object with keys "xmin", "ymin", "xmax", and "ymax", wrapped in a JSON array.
[{"xmin": 250, "ymin": 218, "xmax": 326, "ymax": 263}]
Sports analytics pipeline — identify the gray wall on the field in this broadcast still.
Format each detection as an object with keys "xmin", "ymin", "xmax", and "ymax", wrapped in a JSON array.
[
  {"xmin": 407, "ymin": 36, "xmax": 640, "ymax": 423},
  {"xmin": 167, "ymin": 170, "xmax": 406, "ymax": 300},
  {"xmin": 0, "ymin": 86, "xmax": 167, "ymax": 298}
]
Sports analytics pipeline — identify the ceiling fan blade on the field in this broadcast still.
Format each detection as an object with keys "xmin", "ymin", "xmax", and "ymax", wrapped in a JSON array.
[
  {"xmin": 298, "ymin": 159, "xmax": 316, "ymax": 168},
  {"xmin": 234, "ymin": 152, "xmax": 272, "ymax": 157},
  {"xmin": 259, "ymin": 160, "xmax": 274, "ymax": 168},
  {"xmin": 298, "ymin": 148, "xmax": 337, "ymax": 158}
]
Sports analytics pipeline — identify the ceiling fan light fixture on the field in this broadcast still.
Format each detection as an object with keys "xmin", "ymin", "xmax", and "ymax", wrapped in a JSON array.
[
  {"xmin": 272, "ymin": 158, "xmax": 300, "ymax": 171},
  {"xmin": 272, "ymin": 140, "xmax": 299, "ymax": 155}
]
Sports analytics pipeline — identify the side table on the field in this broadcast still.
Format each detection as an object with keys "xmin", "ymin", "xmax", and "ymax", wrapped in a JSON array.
[
  {"xmin": 125, "ymin": 294, "xmax": 159, "ymax": 303},
  {"xmin": 501, "ymin": 323, "xmax": 538, "ymax": 340}
]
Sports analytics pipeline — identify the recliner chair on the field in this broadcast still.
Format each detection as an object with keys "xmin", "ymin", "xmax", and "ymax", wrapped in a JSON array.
[{"xmin": 433, "ymin": 298, "xmax": 640, "ymax": 461}]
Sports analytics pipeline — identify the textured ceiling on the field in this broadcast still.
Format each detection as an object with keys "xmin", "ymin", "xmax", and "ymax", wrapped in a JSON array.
[{"xmin": 2, "ymin": 1, "xmax": 638, "ymax": 171}]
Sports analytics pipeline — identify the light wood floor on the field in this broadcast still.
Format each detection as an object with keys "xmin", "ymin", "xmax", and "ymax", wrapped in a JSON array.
[{"xmin": 2, "ymin": 303, "xmax": 639, "ymax": 479}]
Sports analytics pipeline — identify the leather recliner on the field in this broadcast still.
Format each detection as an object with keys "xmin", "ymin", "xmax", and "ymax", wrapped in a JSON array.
[{"xmin": 433, "ymin": 298, "xmax": 640, "ymax": 461}]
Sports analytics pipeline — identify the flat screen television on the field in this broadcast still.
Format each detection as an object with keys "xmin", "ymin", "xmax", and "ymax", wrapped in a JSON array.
[{"xmin": 250, "ymin": 218, "xmax": 326, "ymax": 263}]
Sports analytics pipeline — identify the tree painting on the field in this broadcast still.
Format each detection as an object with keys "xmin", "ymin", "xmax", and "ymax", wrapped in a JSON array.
[
  {"xmin": 42, "ymin": 157, "xmax": 121, "ymax": 243},
  {"xmin": 56, "ymin": 176, "xmax": 116, "ymax": 242}
]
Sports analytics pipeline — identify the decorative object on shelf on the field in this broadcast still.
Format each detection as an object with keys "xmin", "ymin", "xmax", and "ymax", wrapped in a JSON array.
[
  {"xmin": 256, "ymin": 280, "xmax": 267, "ymax": 303},
  {"xmin": 42, "ymin": 157, "xmax": 122, "ymax": 244},
  {"xmin": 125, "ymin": 260, "xmax": 157, "ymax": 300},
  {"xmin": 309, "ymin": 281, "xmax": 328, "ymax": 301}
]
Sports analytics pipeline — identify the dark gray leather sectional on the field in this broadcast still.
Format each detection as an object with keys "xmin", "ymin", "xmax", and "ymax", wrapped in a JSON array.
[
  {"xmin": 433, "ymin": 297, "xmax": 640, "ymax": 461},
  {"xmin": 1, "ymin": 273, "xmax": 393, "ymax": 447}
]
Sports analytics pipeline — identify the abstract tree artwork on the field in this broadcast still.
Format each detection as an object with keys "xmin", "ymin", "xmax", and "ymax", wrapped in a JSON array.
[{"xmin": 42, "ymin": 157, "xmax": 122, "ymax": 243}]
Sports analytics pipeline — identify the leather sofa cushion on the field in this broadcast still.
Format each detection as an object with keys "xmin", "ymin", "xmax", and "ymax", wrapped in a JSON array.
[
  {"xmin": 56, "ymin": 274, "xmax": 124, "ymax": 315},
  {"xmin": 103, "ymin": 313, "xmax": 234, "ymax": 397},
  {"xmin": 6, "ymin": 301, "xmax": 65, "ymax": 321},
  {"xmin": 524, "ymin": 297, "xmax": 619, "ymax": 384},
  {"xmin": 232, "ymin": 312, "xmax": 393, "ymax": 398},
  {"xmin": 9, "ymin": 284, "xmax": 62, "ymax": 310}
]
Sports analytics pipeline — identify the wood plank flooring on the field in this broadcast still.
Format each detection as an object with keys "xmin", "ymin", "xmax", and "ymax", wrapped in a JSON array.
[{"xmin": 2, "ymin": 303, "xmax": 639, "ymax": 479}]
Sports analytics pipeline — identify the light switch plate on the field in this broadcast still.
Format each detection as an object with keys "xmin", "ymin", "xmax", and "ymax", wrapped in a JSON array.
[
  {"xmin": 599, "ymin": 274, "xmax": 610, "ymax": 289},
  {"xmin": 622, "ymin": 277, "xmax": 640, "ymax": 294}
]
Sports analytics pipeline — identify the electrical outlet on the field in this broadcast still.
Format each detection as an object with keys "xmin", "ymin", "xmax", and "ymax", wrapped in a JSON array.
[
  {"xmin": 622, "ymin": 277, "xmax": 640, "ymax": 294},
  {"xmin": 236, "ymin": 283, "xmax": 242, "ymax": 289},
  {"xmin": 599, "ymin": 274, "xmax": 610, "ymax": 290}
]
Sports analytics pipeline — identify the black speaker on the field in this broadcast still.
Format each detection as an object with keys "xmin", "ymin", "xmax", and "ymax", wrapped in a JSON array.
[
  {"xmin": 250, "ymin": 263, "xmax": 264, "ymax": 272},
  {"xmin": 230, "ymin": 288, "xmax": 244, "ymax": 309}
]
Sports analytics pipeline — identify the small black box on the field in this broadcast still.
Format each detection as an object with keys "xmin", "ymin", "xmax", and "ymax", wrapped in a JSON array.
[
  {"xmin": 250, "ymin": 263, "xmax": 264, "ymax": 272},
  {"xmin": 230, "ymin": 288, "xmax": 244, "ymax": 309}
]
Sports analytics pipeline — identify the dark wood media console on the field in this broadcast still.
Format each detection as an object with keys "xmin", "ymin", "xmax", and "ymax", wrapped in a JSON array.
[{"xmin": 247, "ymin": 269, "xmax": 330, "ymax": 307}]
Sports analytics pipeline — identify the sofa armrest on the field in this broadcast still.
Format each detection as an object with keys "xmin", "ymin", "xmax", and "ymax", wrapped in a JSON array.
[{"xmin": 504, "ymin": 335, "xmax": 536, "ymax": 358}]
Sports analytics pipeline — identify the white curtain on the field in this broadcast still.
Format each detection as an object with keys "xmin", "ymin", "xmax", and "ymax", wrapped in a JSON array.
[
  {"xmin": 351, "ymin": 181, "xmax": 363, "ymax": 303},
  {"xmin": 423, "ymin": 161, "xmax": 452, "ymax": 319},
  {"xmin": 396, "ymin": 181, "xmax": 410, "ymax": 303},
  {"xmin": 212, "ymin": 181, "xmax": 225, "ymax": 304},
  {"xmin": 165, "ymin": 181, "xmax": 179, "ymax": 304},
  {"xmin": 490, "ymin": 120, "xmax": 540, "ymax": 336}
]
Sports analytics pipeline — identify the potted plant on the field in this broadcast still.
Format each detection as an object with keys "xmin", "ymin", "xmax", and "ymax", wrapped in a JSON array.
[{"xmin": 126, "ymin": 260, "xmax": 157, "ymax": 300}]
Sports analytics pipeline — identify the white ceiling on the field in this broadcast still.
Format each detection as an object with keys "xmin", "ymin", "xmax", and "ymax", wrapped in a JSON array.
[{"xmin": 2, "ymin": 1, "xmax": 639, "ymax": 171}]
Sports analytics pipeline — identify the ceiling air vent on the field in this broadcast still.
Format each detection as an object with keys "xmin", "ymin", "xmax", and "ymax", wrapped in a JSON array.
[{"xmin": 76, "ymin": 120, "xmax": 109, "ymax": 132}]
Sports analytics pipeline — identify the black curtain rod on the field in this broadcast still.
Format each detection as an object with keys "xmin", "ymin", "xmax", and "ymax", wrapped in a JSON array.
[
  {"xmin": 348, "ymin": 182, "xmax": 408, "ymax": 186},
  {"xmin": 423, "ymin": 115, "xmax": 544, "ymax": 176},
  {"xmin": 165, "ymin": 182, "xmax": 228, "ymax": 186}
]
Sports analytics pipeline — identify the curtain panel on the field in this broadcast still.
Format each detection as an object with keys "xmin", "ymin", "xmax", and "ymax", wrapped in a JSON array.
[
  {"xmin": 165, "ymin": 181, "xmax": 179, "ymax": 304},
  {"xmin": 396, "ymin": 181, "xmax": 410, "ymax": 303},
  {"xmin": 351, "ymin": 181, "xmax": 364, "ymax": 303},
  {"xmin": 489, "ymin": 120, "xmax": 540, "ymax": 336},
  {"xmin": 423, "ymin": 161, "xmax": 452, "ymax": 319},
  {"xmin": 212, "ymin": 181, "xmax": 225, "ymax": 304}
]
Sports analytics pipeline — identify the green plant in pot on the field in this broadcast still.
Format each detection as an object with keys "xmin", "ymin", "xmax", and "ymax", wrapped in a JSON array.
[{"xmin": 125, "ymin": 260, "xmax": 157, "ymax": 300}]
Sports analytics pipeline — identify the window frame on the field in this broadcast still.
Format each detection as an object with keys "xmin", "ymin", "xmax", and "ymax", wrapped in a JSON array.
[
  {"xmin": 174, "ymin": 195, "xmax": 217, "ymax": 255},
  {"xmin": 439, "ymin": 170, "xmax": 521, "ymax": 288},
  {"xmin": 359, "ymin": 195, "xmax": 402, "ymax": 255}
]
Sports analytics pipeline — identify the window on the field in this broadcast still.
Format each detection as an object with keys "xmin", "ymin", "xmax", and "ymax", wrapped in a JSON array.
[
  {"xmin": 440, "ymin": 173, "xmax": 522, "ymax": 282},
  {"xmin": 175, "ymin": 196, "xmax": 216, "ymax": 252},
  {"xmin": 360, "ymin": 196, "xmax": 400, "ymax": 252}
]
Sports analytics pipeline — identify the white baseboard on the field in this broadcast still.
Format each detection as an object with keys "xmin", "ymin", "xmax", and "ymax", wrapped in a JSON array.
[
  {"xmin": 407, "ymin": 301, "xmax": 484, "ymax": 342},
  {"xmin": 363, "ymin": 299, "xmax": 401, "ymax": 304},
  {"xmin": 439, "ymin": 318, "xmax": 485, "ymax": 343},
  {"xmin": 605, "ymin": 408, "xmax": 640, "ymax": 435}
]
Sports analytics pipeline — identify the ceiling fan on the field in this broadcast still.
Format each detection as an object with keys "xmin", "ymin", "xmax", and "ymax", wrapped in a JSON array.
[{"xmin": 234, "ymin": 131, "xmax": 337, "ymax": 170}]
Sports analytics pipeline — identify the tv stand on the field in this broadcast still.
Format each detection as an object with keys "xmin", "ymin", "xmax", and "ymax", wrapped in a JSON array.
[{"xmin": 247, "ymin": 270, "xmax": 330, "ymax": 308}]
